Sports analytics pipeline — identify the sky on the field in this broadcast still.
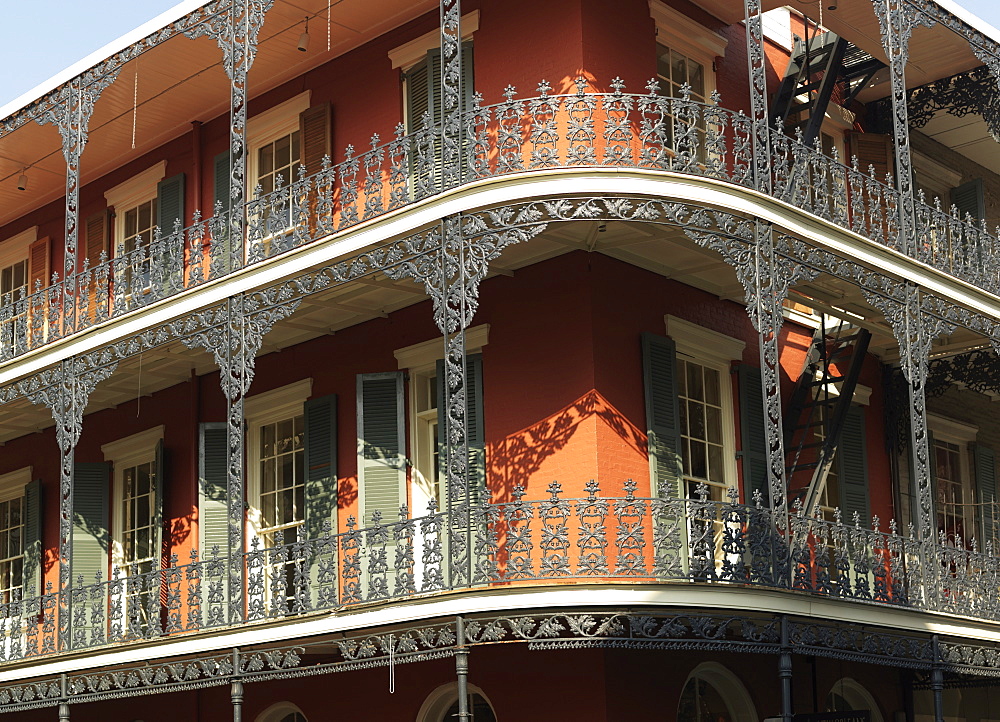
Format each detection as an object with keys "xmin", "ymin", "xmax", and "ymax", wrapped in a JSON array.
[{"xmin": 0, "ymin": 0, "xmax": 1000, "ymax": 109}]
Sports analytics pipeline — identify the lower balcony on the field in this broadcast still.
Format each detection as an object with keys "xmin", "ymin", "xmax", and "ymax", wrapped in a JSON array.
[{"xmin": 0, "ymin": 483, "xmax": 992, "ymax": 665}]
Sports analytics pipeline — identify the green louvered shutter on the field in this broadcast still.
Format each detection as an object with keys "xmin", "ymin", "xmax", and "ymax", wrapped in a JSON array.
[
  {"xmin": 198, "ymin": 423, "xmax": 228, "ymax": 560},
  {"xmin": 213, "ymin": 151, "xmax": 232, "ymax": 273},
  {"xmin": 72, "ymin": 463, "xmax": 110, "ymax": 589},
  {"xmin": 926, "ymin": 431, "xmax": 938, "ymax": 536},
  {"xmin": 22, "ymin": 479, "xmax": 42, "ymax": 601},
  {"xmin": 304, "ymin": 394, "xmax": 338, "ymax": 541},
  {"xmin": 357, "ymin": 373, "xmax": 406, "ymax": 528},
  {"xmin": 737, "ymin": 364, "xmax": 769, "ymax": 507},
  {"xmin": 152, "ymin": 439, "xmax": 165, "ymax": 568},
  {"xmin": 642, "ymin": 334, "xmax": 682, "ymax": 499},
  {"xmin": 838, "ymin": 405, "xmax": 870, "ymax": 527},
  {"xmin": 951, "ymin": 179, "xmax": 985, "ymax": 221},
  {"xmin": 436, "ymin": 354, "xmax": 486, "ymax": 509},
  {"xmin": 975, "ymin": 444, "xmax": 998, "ymax": 550},
  {"xmin": 156, "ymin": 173, "xmax": 186, "ymax": 296}
]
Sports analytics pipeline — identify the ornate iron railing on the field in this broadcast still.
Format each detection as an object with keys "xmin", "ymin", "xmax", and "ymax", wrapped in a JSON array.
[
  {"xmin": 2, "ymin": 78, "xmax": 996, "ymax": 364},
  {"xmin": 0, "ymin": 481, "xmax": 996, "ymax": 663}
]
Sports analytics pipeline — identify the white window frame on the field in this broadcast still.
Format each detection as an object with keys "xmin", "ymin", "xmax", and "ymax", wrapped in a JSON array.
[
  {"xmin": 104, "ymin": 161, "xmax": 166, "ymax": 256},
  {"xmin": 0, "ymin": 227, "xmax": 36, "ymax": 283},
  {"xmin": 0, "ymin": 466, "xmax": 30, "ymax": 657},
  {"xmin": 244, "ymin": 378, "xmax": 313, "ymax": 543},
  {"xmin": 927, "ymin": 413, "xmax": 979, "ymax": 543},
  {"xmin": 388, "ymin": 10, "xmax": 480, "ymax": 71},
  {"xmin": 246, "ymin": 91, "xmax": 310, "ymax": 198},
  {"xmin": 650, "ymin": 0, "xmax": 727, "ymax": 99},
  {"xmin": 101, "ymin": 425, "xmax": 164, "ymax": 578},
  {"xmin": 665, "ymin": 315, "xmax": 743, "ymax": 494},
  {"xmin": 394, "ymin": 324, "xmax": 489, "ymax": 516}
]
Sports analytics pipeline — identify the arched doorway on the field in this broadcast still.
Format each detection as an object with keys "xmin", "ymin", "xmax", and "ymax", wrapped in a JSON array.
[
  {"xmin": 676, "ymin": 662, "xmax": 757, "ymax": 722},
  {"xmin": 417, "ymin": 683, "xmax": 498, "ymax": 721},
  {"xmin": 826, "ymin": 677, "xmax": 884, "ymax": 722}
]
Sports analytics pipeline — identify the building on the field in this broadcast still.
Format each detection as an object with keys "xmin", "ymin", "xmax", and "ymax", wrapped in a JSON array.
[{"xmin": 0, "ymin": 0, "xmax": 1000, "ymax": 718}]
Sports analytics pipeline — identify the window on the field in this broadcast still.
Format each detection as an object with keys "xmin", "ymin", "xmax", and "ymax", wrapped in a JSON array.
[
  {"xmin": 416, "ymin": 683, "xmax": 497, "ymax": 722},
  {"xmin": 0, "ymin": 468, "xmax": 31, "ymax": 605},
  {"xmin": 657, "ymin": 43, "xmax": 707, "ymax": 102},
  {"xmin": 105, "ymin": 162, "xmax": 168, "ymax": 294},
  {"xmin": 0, "ymin": 227, "xmax": 43, "ymax": 356},
  {"xmin": 676, "ymin": 663, "xmax": 757, "ymax": 722},
  {"xmin": 649, "ymin": 1, "xmax": 725, "ymax": 98},
  {"xmin": 927, "ymin": 414, "xmax": 979, "ymax": 547},
  {"xmin": 102, "ymin": 426, "xmax": 164, "ymax": 634}
]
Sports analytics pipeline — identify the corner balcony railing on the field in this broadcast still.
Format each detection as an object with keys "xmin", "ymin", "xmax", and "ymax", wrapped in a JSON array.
[
  {"xmin": 1, "ymin": 482, "xmax": 998, "ymax": 664},
  {"xmin": 3, "ymin": 77, "xmax": 997, "ymax": 365}
]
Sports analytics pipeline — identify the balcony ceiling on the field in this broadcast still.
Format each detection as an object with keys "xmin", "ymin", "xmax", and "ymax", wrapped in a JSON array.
[{"xmin": 0, "ymin": 0, "xmax": 435, "ymax": 231}]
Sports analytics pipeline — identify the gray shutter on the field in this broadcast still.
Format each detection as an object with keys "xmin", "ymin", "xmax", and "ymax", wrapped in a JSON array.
[
  {"xmin": 737, "ymin": 364, "xmax": 769, "ymax": 507},
  {"xmin": 213, "ymin": 151, "xmax": 232, "ymax": 272},
  {"xmin": 213, "ymin": 151, "xmax": 231, "ymax": 215},
  {"xmin": 975, "ymin": 444, "xmax": 998, "ymax": 550},
  {"xmin": 642, "ymin": 333, "xmax": 682, "ymax": 498},
  {"xmin": 951, "ymin": 178, "xmax": 986, "ymax": 221},
  {"xmin": 156, "ymin": 173, "xmax": 186, "ymax": 295},
  {"xmin": 357, "ymin": 373, "xmax": 406, "ymax": 527},
  {"xmin": 72, "ymin": 463, "xmax": 110, "ymax": 588},
  {"xmin": 304, "ymin": 394, "xmax": 338, "ymax": 541},
  {"xmin": 153, "ymin": 439, "xmax": 165, "ymax": 568},
  {"xmin": 23, "ymin": 479, "xmax": 42, "ymax": 600},
  {"xmin": 926, "ymin": 431, "xmax": 938, "ymax": 533},
  {"xmin": 198, "ymin": 423, "xmax": 228, "ymax": 558},
  {"xmin": 405, "ymin": 56, "xmax": 430, "ymax": 133},
  {"xmin": 436, "ymin": 354, "xmax": 485, "ymax": 509},
  {"xmin": 838, "ymin": 405, "xmax": 870, "ymax": 527}
]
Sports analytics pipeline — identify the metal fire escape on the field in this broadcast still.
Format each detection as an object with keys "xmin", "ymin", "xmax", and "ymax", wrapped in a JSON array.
[
  {"xmin": 771, "ymin": 30, "xmax": 886, "ymax": 148},
  {"xmin": 783, "ymin": 316, "xmax": 872, "ymax": 514}
]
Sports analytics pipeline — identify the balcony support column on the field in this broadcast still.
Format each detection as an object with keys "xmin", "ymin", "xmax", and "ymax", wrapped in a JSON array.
[
  {"xmin": 743, "ymin": 0, "xmax": 772, "ymax": 194},
  {"xmin": 440, "ymin": 0, "xmax": 463, "ymax": 190},
  {"xmin": 931, "ymin": 635, "xmax": 944, "ymax": 722},
  {"xmin": 186, "ymin": 0, "xmax": 275, "ymax": 272},
  {"xmin": 873, "ymin": 0, "xmax": 934, "ymax": 255},
  {"xmin": 36, "ymin": 71, "xmax": 121, "ymax": 335},
  {"xmin": 779, "ymin": 616, "xmax": 793, "ymax": 722},
  {"xmin": 27, "ymin": 357, "xmax": 117, "ymax": 651},
  {"xmin": 57, "ymin": 673, "xmax": 70, "ymax": 721},
  {"xmin": 182, "ymin": 294, "xmax": 300, "ymax": 624},
  {"xmin": 455, "ymin": 616, "xmax": 470, "ymax": 722}
]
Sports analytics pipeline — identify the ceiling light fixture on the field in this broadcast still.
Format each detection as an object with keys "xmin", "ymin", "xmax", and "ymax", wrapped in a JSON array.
[
  {"xmin": 297, "ymin": 16, "xmax": 310, "ymax": 52},
  {"xmin": 16, "ymin": 169, "xmax": 27, "ymax": 192}
]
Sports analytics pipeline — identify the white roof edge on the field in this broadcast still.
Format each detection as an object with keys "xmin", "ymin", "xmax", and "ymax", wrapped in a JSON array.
[
  {"xmin": 930, "ymin": 0, "xmax": 1000, "ymax": 48},
  {"xmin": 0, "ymin": 0, "xmax": 212, "ymax": 122}
]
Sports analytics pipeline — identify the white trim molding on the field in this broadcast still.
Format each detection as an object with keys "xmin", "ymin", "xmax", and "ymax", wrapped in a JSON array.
[
  {"xmin": 388, "ymin": 10, "xmax": 480, "ymax": 70},
  {"xmin": 394, "ymin": 324, "xmax": 490, "ymax": 369},
  {"xmin": 649, "ymin": 0, "xmax": 728, "ymax": 61},
  {"xmin": 927, "ymin": 413, "xmax": 979, "ymax": 444},
  {"xmin": 0, "ymin": 467, "xmax": 32, "ymax": 501},
  {"xmin": 101, "ymin": 425, "xmax": 164, "ymax": 466},
  {"xmin": 244, "ymin": 378, "xmax": 313, "ymax": 423},
  {"xmin": 0, "ymin": 227, "xmax": 37, "ymax": 271},
  {"xmin": 665, "ymin": 314, "xmax": 746, "ymax": 366},
  {"xmin": 246, "ymin": 90, "xmax": 310, "ymax": 150},
  {"xmin": 103, "ymin": 161, "xmax": 167, "ymax": 212}
]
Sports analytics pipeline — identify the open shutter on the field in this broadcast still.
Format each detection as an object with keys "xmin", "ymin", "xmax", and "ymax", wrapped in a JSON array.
[
  {"xmin": 153, "ymin": 439, "xmax": 165, "ymax": 567},
  {"xmin": 212, "ymin": 151, "xmax": 233, "ymax": 273},
  {"xmin": 156, "ymin": 174, "xmax": 186, "ymax": 296},
  {"xmin": 436, "ymin": 354, "xmax": 486, "ymax": 510},
  {"xmin": 926, "ymin": 431, "xmax": 938, "ymax": 534},
  {"xmin": 838, "ymin": 405, "xmax": 870, "ymax": 526},
  {"xmin": 72, "ymin": 463, "xmax": 110, "ymax": 588},
  {"xmin": 737, "ymin": 364, "xmax": 769, "ymax": 506},
  {"xmin": 975, "ymin": 444, "xmax": 998, "ymax": 550},
  {"xmin": 299, "ymin": 103, "xmax": 332, "ymax": 175},
  {"xmin": 846, "ymin": 132, "xmax": 894, "ymax": 182},
  {"xmin": 27, "ymin": 237, "xmax": 49, "ymax": 292},
  {"xmin": 22, "ymin": 479, "xmax": 42, "ymax": 601},
  {"xmin": 642, "ymin": 334, "xmax": 682, "ymax": 499},
  {"xmin": 198, "ymin": 423, "xmax": 228, "ymax": 558},
  {"xmin": 213, "ymin": 151, "xmax": 232, "ymax": 215},
  {"xmin": 951, "ymin": 178, "xmax": 986, "ymax": 221},
  {"xmin": 85, "ymin": 212, "xmax": 109, "ymax": 269},
  {"xmin": 357, "ymin": 373, "xmax": 406, "ymax": 528},
  {"xmin": 304, "ymin": 394, "xmax": 338, "ymax": 541}
]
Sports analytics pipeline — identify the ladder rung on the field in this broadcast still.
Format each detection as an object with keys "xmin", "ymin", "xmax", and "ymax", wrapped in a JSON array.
[{"xmin": 788, "ymin": 462, "xmax": 820, "ymax": 472}]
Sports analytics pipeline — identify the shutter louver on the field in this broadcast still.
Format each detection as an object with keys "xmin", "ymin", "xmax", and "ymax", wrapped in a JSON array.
[
  {"xmin": 213, "ymin": 151, "xmax": 232, "ymax": 215},
  {"xmin": 436, "ymin": 354, "xmax": 486, "ymax": 510},
  {"xmin": 976, "ymin": 444, "xmax": 998, "ymax": 550},
  {"xmin": 737, "ymin": 364, "xmax": 769, "ymax": 507},
  {"xmin": 304, "ymin": 394, "xmax": 338, "ymax": 541},
  {"xmin": 847, "ymin": 132, "xmax": 894, "ymax": 182},
  {"xmin": 153, "ymin": 439, "xmax": 165, "ymax": 568},
  {"xmin": 213, "ymin": 151, "xmax": 233, "ymax": 273},
  {"xmin": 72, "ymin": 463, "xmax": 110, "ymax": 589},
  {"xmin": 23, "ymin": 479, "xmax": 42, "ymax": 601},
  {"xmin": 357, "ymin": 373, "xmax": 406, "ymax": 528},
  {"xmin": 84, "ymin": 212, "xmax": 109, "ymax": 269},
  {"xmin": 198, "ymin": 423, "xmax": 229, "ymax": 558},
  {"xmin": 951, "ymin": 178, "xmax": 986, "ymax": 221},
  {"xmin": 299, "ymin": 103, "xmax": 332, "ymax": 175},
  {"xmin": 27, "ymin": 238, "xmax": 49, "ymax": 292},
  {"xmin": 156, "ymin": 174, "xmax": 186, "ymax": 296},
  {"xmin": 838, "ymin": 405, "xmax": 870, "ymax": 526},
  {"xmin": 641, "ymin": 333, "xmax": 682, "ymax": 499}
]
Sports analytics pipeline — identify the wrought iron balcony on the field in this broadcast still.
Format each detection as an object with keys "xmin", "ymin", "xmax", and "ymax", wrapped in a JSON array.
[
  {"xmin": 1, "ymin": 78, "xmax": 995, "ymax": 366},
  {"xmin": 0, "ymin": 481, "xmax": 996, "ymax": 665}
]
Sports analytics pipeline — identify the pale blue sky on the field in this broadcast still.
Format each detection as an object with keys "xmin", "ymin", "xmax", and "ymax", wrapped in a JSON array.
[{"xmin": 0, "ymin": 0, "xmax": 999, "ymax": 109}]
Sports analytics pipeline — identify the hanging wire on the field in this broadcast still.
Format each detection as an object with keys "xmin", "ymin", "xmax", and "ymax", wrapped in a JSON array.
[
  {"xmin": 388, "ymin": 634, "xmax": 395, "ymax": 694},
  {"xmin": 131, "ymin": 57, "xmax": 139, "ymax": 150},
  {"xmin": 136, "ymin": 352, "xmax": 143, "ymax": 417},
  {"xmin": 327, "ymin": 0, "xmax": 331, "ymax": 52}
]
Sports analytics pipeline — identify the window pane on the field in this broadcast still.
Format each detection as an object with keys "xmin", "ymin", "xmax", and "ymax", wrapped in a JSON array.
[
  {"xmin": 704, "ymin": 368, "xmax": 720, "ymax": 405},
  {"xmin": 686, "ymin": 363, "xmax": 703, "ymax": 400}
]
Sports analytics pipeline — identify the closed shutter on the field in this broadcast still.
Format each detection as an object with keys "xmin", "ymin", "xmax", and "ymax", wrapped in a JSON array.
[
  {"xmin": 213, "ymin": 151, "xmax": 232, "ymax": 215},
  {"xmin": 927, "ymin": 431, "xmax": 938, "ymax": 531},
  {"xmin": 975, "ymin": 444, "xmax": 998, "ymax": 550},
  {"xmin": 299, "ymin": 103, "xmax": 332, "ymax": 175},
  {"xmin": 357, "ymin": 373, "xmax": 406, "ymax": 528},
  {"xmin": 737, "ymin": 364, "xmax": 769, "ymax": 506},
  {"xmin": 846, "ymin": 132, "xmax": 894, "ymax": 182},
  {"xmin": 838, "ymin": 405, "xmax": 870, "ymax": 526},
  {"xmin": 156, "ymin": 174, "xmax": 186, "ymax": 296},
  {"xmin": 85, "ymin": 211, "xmax": 109, "ymax": 269},
  {"xmin": 304, "ymin": 394, "xmax": 338, "ymax": 541},
  {"xmin": 198, "ymin": 423, "xmax": 228, "ymax": 558},
  {"xmin": 213, "ymin": 151, "xmax": 232, "ymax": 273},
  {"xmin": 72, "ymin": 463, "xmax": 110, "ymax": 588},
  {"xmin": 152, "ymin": 439, "xmax": 165, "ymax": 568},
  {"xmin": 642, "ymin": 333, "xmax": 682, "ymax": 499},
  {"xmin": 22, "ymin": 479, "xmax": 42, "ymax": 601},
  {"xmin": 436, "ymin": 354, "xmax": 486, "ymax": 510},
  {"xmin": 951, "ymin": 178, "xmax": 986, "ymax": 221},
  {"xmin": 27, "ymin": 238, "xmax": 49, "ymax": 292}
]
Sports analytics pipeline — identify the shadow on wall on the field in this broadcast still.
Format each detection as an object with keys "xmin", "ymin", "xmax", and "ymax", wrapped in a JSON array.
[{"xmin": 487, "ymin": 389, "xmax": 647, "ymax": 503}]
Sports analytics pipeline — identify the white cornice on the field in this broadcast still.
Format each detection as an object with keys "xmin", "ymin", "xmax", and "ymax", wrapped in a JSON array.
[
  {"xmin": 649, "ymin": 0, "xmax": 728, "ymax": 61},
  {"xmin": 244, "ymin": 378, "xmax": 313, "ymax": 422},
  {"xmin": 104, "ymin": 161, "xmax": 167, "ymax": 211},
  {"xmin": 101, "ymin": 425, "xmax": 164, "ymax": 463},
  {"xmin": 388, "ymin": 10, "xmax": 480, "ymax": 69},
  {"xmin": 394, "ymin": 324, "xmax": 490, "ymax": 369},
  {"xmin": 665, "ymin": 314, "xmax": 745, "ymax": 366}
]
